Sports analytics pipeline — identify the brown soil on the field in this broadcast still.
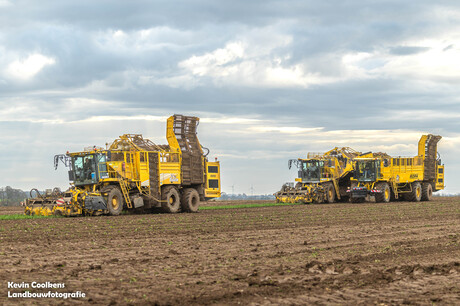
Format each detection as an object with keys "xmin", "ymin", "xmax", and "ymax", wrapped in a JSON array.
[
  {"xmin": 0, "ymin": 206, "xmax": 23, "ymax": 215},
  {"xmin": 1, "ymin": 197, "xmax": 459, "ymax": 305}
]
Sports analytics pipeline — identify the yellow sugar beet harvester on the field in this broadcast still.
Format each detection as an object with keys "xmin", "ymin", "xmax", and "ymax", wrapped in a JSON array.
[
  {"xmin": 25, "ymin": 115, "xmax": 221, "ymax": 216},
  {"xmin": 275, "ymin": 147, "xmax": 361, "ymax": 203},
  {"xmin": 348, "ymin": 134, "xmax": 444, "ymax": 202}
]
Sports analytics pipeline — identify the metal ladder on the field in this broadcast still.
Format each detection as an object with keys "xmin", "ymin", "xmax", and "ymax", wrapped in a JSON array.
[{"xmin": 119, "ymin": 179, "xmax": 132, "ymax": 209}]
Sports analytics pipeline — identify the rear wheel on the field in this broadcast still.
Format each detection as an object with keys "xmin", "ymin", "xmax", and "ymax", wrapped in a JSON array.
[
  {"xmin": 161, "ymin": 186, "xmax": 181, "ymax": 213},
  {"xmin": 181, "ymin": 188, "xmax": 200, "ymax": 213},
  {"xmin": 374, "ymin": 183, "xmax": 390, "ymax": 203},
  {"xmin": 421, "ymin": 183, "xmax": 433, "ymax": 201},
  {"xmin": 107, "ymin": 187, "xmax": 124, "ymax": 216},
  {"xmin": 324, "ymin": 183, "xmax": 335, "ymax": 203},
  {"xmin": 407, "ymin": 181, "xmax": 422, "ymax": 202}
]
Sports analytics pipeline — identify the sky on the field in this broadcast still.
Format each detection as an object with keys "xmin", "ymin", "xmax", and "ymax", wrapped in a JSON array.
[{"xmin": 1, "ymin": 1, "xmax": 460, "ymax": 195}]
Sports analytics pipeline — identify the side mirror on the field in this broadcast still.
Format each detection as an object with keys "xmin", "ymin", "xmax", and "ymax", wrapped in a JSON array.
[{"xmin": 68, "ymin": 170, "xmax": 75, "ymax": 181}]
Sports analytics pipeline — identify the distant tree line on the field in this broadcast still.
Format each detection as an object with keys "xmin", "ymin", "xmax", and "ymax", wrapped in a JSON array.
[
  {"xmin": 218, "ymin": 192, "xmax": 275, "ymax": 200},
  {"xmin": 0, "ymin": 186, "xmax": 28, "ymax": 206}
]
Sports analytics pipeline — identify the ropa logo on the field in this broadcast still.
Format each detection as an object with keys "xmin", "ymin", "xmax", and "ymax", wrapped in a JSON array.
[{"xmin": 410, "ymin": 174, "xmax": 419, "ymax": 179}]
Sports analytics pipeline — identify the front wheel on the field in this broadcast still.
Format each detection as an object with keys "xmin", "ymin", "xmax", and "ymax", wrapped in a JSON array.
[
  {"xmin": 324, "ymin": 183, "xmax": 335, "ymax": 203},
  {"xmin": 407, "ymin": 182, "xmax": 422, "ymax": 202},
  {"xmin": 374, "ymin": 183, "xmax": 390, "ymax": 203},
  {"xmin": 107, "ymin": 187, "xmax": 124, "ymax": 216}
]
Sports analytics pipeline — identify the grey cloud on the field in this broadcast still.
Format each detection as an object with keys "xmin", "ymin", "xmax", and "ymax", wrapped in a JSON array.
[
  {"xmin": 389, "ymin": 46, "xmax": 430, "ymax": 55},
  {"xmin": 1, "ymin": 1, "xmax": 460, "ymax": 193}
]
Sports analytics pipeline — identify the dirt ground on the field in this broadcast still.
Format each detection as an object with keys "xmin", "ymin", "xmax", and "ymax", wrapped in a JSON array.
[{"xmin": 1, "ymin": 197, "xmax": 459, "ymax": 305}]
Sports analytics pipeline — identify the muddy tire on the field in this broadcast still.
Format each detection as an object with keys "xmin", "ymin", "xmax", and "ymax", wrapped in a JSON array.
[
  {"xmin": 421, "ymin": 182, "xmax": 433, "ymax": 201},
  {"xmin": 107, "ymin": 187, "xmax": 124, "ymax": 216},
  {"xmin": 181, "ymin": 188, "xmax": 200, "ymax": 213},
  {"xmin": 324, "ymin": 183, "xmax": 335, "ymax": 203},
  {"xmin": 406, "ymin": 181, "xmax": 422, "ymax": 202},
  {"xmin": 161, "ymin": 186, "xmax": 181, "ymax": 213},
  {"xmin": 374, "ymin": 183, "xmax": 390, "ymax": 203}
]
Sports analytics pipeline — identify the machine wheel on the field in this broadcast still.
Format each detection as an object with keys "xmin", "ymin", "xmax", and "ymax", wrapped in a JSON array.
[
  {"xmin": 374, "ymin": 183, "xmax": 390, "ymax": 203},
  {"xmin": 161, "ymin": 186, "xmax": 181, "ymax": 213},
  {"xmin": 421, "ymin": 183, "xmax": 433, "ymax": 201},
  {"xmin": 407, "ymin": 182, "xmax": 422, "ymax": 202},
  {"xmin": 107, "ymin": 187, "xmax": 124, "ymax": 216},
  {"xmin": 181, "ymin": 188, "xmax": 200, "ymax": 213},
  {"xmin": 324, "ymin": 183, "xmax": 335, "ymax": 203}
]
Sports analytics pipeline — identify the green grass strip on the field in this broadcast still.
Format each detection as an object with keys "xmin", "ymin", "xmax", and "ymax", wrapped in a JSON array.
[
  {"xmin": 201, "ymin": 202, "xmax": 303, "ymax": 210},
  {"xmin": 0, "ymin": 214, "xmax": 55, "ymax": 220}
]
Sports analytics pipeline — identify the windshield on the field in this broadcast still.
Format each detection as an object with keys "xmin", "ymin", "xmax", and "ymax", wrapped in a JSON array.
[
  {"xmin": 356, "ymin": 160, "xmax": 377, "ymax": 182},
  {"xmin": 72, "ymin": 153, "xmax": 107, "ymax": 185},
  {"xmin": 301, "ymin": 160, "xmax": 324, "ymax": 182}
]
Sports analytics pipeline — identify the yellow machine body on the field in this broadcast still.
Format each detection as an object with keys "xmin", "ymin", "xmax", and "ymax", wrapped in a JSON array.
[
  {"xmin": 25, "ymin": 115, "xmax": 221, "ymax": 216},
  {"xmin": 275, "ymin": 147, "xmax": 361, "ymax": 204},
  {"xmin": 349, "ymin": 134, "xmax": 444, "ymax": 202}
]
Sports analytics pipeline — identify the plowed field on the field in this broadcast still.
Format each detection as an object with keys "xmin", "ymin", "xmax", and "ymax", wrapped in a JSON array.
[{"xmin": 1, "ymin": 197, "xmax": 459, "ymax": 305}]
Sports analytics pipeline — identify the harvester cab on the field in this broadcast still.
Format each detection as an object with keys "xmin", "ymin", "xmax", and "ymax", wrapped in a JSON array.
[
  {"xmin": 297, "ymin": 159, "xmax": 323, "ymax": 183},
  {"xmin": 347, "ymin": 157, "xmax": 383, "ymax": 203},
  {"xmin": 68, "ymin": 152, "xmax": 109, "ymax": 185},
  {"xmin": 355, "ymin": 159, "xmax": 380, "ymax": 182}
]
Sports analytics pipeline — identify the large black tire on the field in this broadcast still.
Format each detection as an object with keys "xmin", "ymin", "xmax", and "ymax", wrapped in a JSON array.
[
  {"xmin": 421, "ymin": 182, "xmax": 433, "ymax": 201},
  {"xmin": 406, "ymin": 181, "xmax": 422, "ymax": 202},
  {"xmin": 324, "ymin": 183, "xmax": 335, "ymax": 203},
  {"xmin": 107, "ymin": 187, "xmax": 124, "ymax": 216},
  {"xmin": 374, "ymin": 182, "xmax": 390, "ymax": 203},
  {"xmin": 181, "ymin": 188, "xmax": 200, "ymax": 213},
  {"xmin": 161, "ymin": 186, "xmax": 181, "ymax": 213}
]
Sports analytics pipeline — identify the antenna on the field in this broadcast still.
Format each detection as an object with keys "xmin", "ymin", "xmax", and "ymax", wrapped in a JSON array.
[
  {"xmin": 231, "ymin": 184, "xmax": 235, "ymax": 195},
  {"xmin": 250, "ymin": 185, "xmax": 255, "ymax": 197}
]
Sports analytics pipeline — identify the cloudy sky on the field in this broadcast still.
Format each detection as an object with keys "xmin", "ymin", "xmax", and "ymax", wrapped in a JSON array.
[{"xmin": 1, "ymin": 1, "xmax": 459, "ymax": 195}]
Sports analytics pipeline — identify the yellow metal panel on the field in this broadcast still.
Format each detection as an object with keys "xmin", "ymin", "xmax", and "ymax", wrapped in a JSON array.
[
  {"xmin": 418, "ymin": 135, "xmax": 428, "ymax": 158},
  {"xmin": 166, "ymin": 116, "xmax": 181, "ymax": 153},
  {"xmin": 159, "ymin": 162, "xmax": 181, "ymax": 185},
  {"xmin": 436, "ymin": 165, "xmax": 444, "ymax": 190},
  {"xmin": 205, "ymin": 161, "xmax": 221, "ymax": 198}
]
